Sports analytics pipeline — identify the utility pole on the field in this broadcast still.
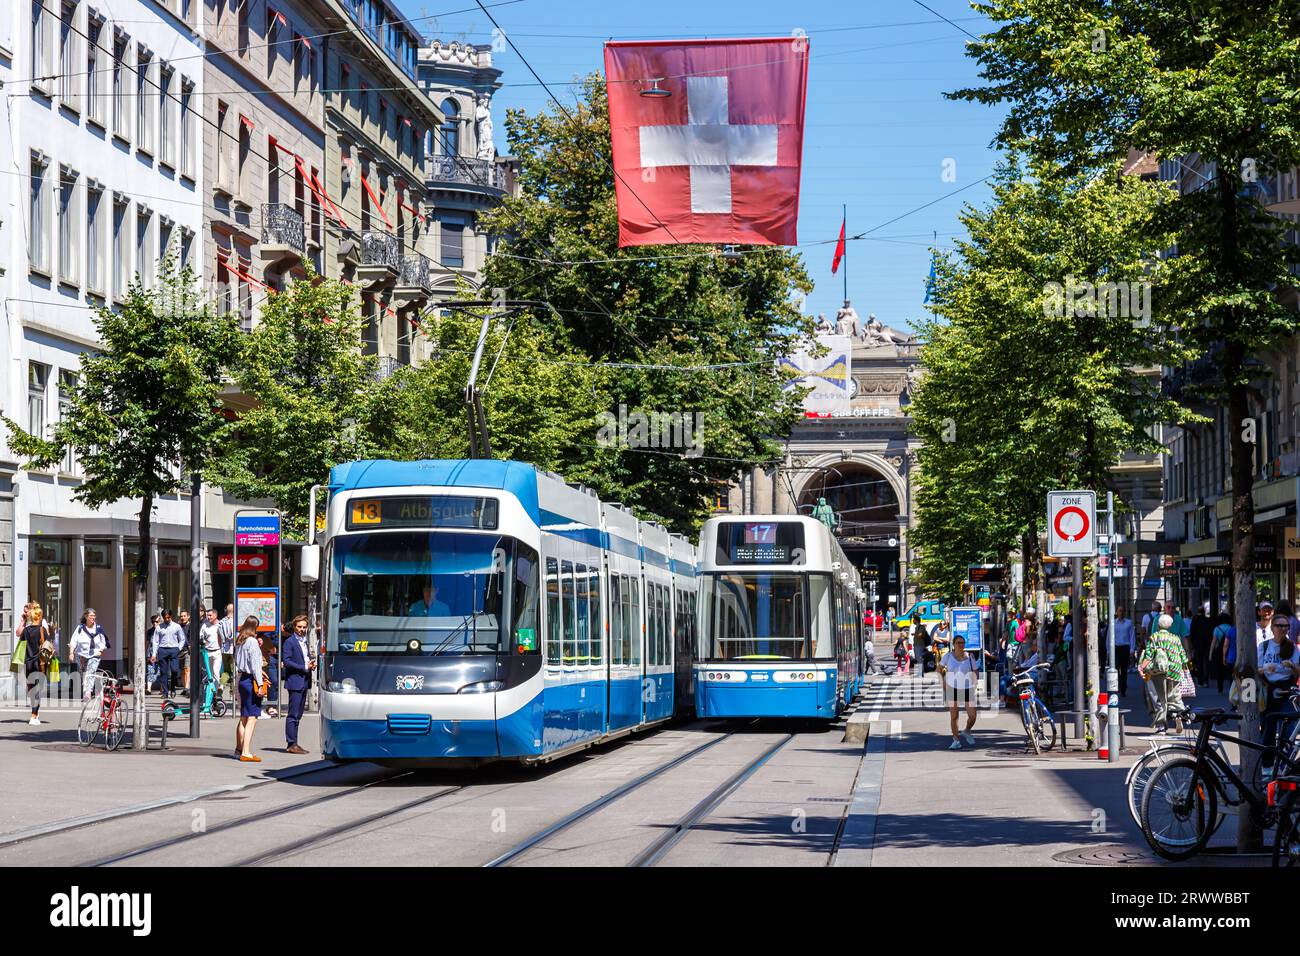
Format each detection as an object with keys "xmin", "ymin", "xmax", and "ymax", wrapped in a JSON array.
[
  {"xmin": 1072, "ymin": 557, "xmax": 1084, "ymax": 740},
  {"xmin": 1105, "ymin": 491, "xmax": 1118, "ymax": 762},
  {"xmin": 189, "ymin": 471, "xmax": 202, "ymax": 740}
]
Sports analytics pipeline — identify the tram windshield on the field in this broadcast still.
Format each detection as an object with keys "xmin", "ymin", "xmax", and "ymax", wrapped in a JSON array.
[
  {"xmin": 328, "ymin": 532, "xmax": 539, "ymax": 654},
  {"xmin": 699, "ymin": 572, "xmax": 833, "ymax": 661}
]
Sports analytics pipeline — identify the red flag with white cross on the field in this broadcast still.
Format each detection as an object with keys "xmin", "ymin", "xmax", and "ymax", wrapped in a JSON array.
[{"xmin": 604, "ymin": 37, "xmax": 809, "ymax": 247}]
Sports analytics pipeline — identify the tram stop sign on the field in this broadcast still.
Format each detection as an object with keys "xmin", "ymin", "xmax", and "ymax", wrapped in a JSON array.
[{"xmin": 1047, "ymin": 490, "xmax": 1097, "ymax": 558}]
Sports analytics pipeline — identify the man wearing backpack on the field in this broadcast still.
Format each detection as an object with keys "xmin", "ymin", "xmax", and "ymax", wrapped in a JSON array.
[{"xmin": 1138, "ymin": 613, "xmax": 1191, "ymax": 734}]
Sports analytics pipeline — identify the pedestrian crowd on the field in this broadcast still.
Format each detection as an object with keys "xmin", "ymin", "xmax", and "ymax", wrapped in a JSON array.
[{"xmin": 10, "ymin": 600, "xmax": 316, "ymax": 758}]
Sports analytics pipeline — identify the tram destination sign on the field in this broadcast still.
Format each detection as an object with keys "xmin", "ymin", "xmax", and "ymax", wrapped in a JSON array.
[
  {"xmin": 716, "ymin": 521, "xmax": 804, "ymax": 565},
  {"xmin": 346, "ymin": 495, "xmax": 500, "ymax": 531}
]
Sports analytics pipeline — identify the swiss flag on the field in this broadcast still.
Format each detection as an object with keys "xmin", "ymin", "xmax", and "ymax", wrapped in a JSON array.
[{"xmin": 604, "ymin": 38, "xmax": 809, "ymax": 247}]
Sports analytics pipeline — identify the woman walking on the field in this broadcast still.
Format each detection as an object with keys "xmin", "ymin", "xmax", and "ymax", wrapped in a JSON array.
[
  {"xmin": 19, "ymin": 605, "xmax": 53, "ymax": 725},
  {"xmin": 1258, "ymin": 611, "xmax": 1300, "ymax": 779},
  {"xmin": 893, "ymin": 631, "xmax": 911, "ymax": 675},
  {"xmin": 68, "ymin": 608, "xmax": 108, "ymax": 701},
  {"xmin": 1138, "ymin": 613, "xmax": 1191, "ymax": 734},
  {"xmin": 937, "ymin": 635, "xmax": 980, "ymax": 749},
  {"xmin": 234, "ymin": 617, "xmax": 264, "ymax": 762}
]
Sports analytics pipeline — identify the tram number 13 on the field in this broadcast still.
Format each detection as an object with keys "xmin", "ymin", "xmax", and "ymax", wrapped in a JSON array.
[{"xmin": 351, "ymin": 500, "xmax": 382, "ymax": 525}]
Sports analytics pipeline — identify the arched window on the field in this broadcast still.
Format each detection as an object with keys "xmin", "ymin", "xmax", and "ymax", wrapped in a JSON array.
[{"xmin": 440, "ymin": 98, "xmax": 459, "ymax": 157}]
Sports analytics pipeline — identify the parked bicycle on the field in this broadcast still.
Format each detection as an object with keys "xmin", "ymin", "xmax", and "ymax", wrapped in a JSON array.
[
  {"xmin": 1121, "ymin": 704, "xmax": 1239, "ymax": 830},
  {"xmin": 1140, "ymin": 707, "xmax": 1300, "ymax": 861},
  {"xmin": 77, "ymin": 671, "xmax": 130, "ymax": 751},
  {"xmin": 1269, "ymin": 776, "xmax": 1300, "ymax": 867},
  {"xmin": 1013, "ymin": 662, "xmax": 1056, "ymax": 754}
]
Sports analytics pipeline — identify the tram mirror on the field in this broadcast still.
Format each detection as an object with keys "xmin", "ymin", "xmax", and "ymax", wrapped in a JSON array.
[{"xmin": 300, "ymin": 545, "xmax": 321, "ymax": 584}]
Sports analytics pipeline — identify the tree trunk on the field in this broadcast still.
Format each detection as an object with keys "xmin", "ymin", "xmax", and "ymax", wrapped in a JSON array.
[
  {"xmin": 1218, "ymin": 163, "xmax": 1262, "ymax": 853},
  {"xmin": 131, "ymin": 493, "xmax": 152, "ymax": 751}
]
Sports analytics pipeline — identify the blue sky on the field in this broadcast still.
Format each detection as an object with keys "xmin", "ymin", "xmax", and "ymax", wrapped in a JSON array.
[{"xmin": 396, "ymin": 0, "xmax": 1008, "ymax": 332}]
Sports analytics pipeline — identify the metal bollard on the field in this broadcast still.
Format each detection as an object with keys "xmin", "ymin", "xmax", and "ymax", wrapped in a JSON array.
[{"xmin": 1097, "ymin": 693, "xmax": 1109, "ymax": 759}]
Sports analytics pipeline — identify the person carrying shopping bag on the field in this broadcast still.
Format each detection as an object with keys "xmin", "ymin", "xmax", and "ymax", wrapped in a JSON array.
[{"xmin": 1138, "ymin": 613, "xmax": 1191, "ymax": 735}]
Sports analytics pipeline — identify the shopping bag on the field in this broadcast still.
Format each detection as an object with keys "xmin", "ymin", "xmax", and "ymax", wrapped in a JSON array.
[{"xmin": 1177, "ymin": 672, "xmax": 1197, "ymax": 698}]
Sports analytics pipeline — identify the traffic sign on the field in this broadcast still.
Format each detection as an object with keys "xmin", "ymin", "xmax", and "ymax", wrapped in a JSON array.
[
  {"xmin": 1047, "ymin": 490, "xmax": 1096, "ymax": 557},
  {"xmin": 950, "ymin": 606, "xmax": 984, "ymax": 659}
]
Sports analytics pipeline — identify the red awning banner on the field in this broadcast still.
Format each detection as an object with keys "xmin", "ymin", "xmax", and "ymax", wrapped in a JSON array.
[
  {"xmin": 239, "ymin": 114, "xmax": 255, "ymax": 131},
  {"xmin": 359, "ymin": 173, "xmax": 394, "ymax": 229},
  {"xmin": 217, "ymin": 253, "xmax": 271, "ymax": 291}
]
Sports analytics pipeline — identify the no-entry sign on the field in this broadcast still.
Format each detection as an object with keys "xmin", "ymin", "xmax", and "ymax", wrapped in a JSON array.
[{"xmin": 1047, "ymin": 490, "xmax": 1096, "ymax": 558}]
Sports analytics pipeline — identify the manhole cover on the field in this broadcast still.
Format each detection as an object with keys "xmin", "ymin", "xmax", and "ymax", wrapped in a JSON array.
[
  {"xmin": 32, "ymin": 743, "xmax": 224, "ymax": 756},
  {"xmin": 1054, "ymin": 845, "xmax": 1271, "ymax": 867}
]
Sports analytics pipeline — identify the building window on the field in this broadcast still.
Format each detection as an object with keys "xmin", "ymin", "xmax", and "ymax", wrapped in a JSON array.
[
  {"xmin": 180, "ymin": 228, "xmax": 194, "ymax": 272},
  {"xmin": 397, "ymin": 314, "xmax": 410, "ymax": 365},
  {"xmin": 111, "ymin": 31, "xmax": 129, "ymax": 141},
  {"xmin": 159, "ymin": 65, "xmax": 175, "ymax": 167},
  {"xmin": 378, "ymin": 98, "xmax": 388, "ymax": 145},
  {"xmin": 179, "ymin": 78, "xmax": 195, "ymax": 179},
  {"xmin": 215, "ymin": 257, "xmax": 231, "ymax": 315},
  {"xmin": 28, "ymin": 363, "xmax": 50, "ymax": 441},
  {"xmin": 135, "ymin": 47, "xmax": 153, "ymax": 154},
  {"xmin": 32, "ymin": 0, "xmax": 52, "ymax": 96},
  {"xmin": 58, "ymin": 166, "xmax": 80, "ymax": 286},
  {"xmin": 216, "ymin": 101, "xmax": 231, "ymax": 189},
  {"xmin": 159, "ymin": 217, "xmax": 174, "ymax": 265},
  {"xmin": 86, "ymin": 182, "xmax": 104, "ymax": 295},
  {"xmin": 237, "ymin": 115, "xmax": 252, "ymax": 197},
  {"xmin": 86, "ymin": 14, "xmax": 105, "ymax": 126},
  {"xmin": 135, "ymin": 206, "xmax": 153, "ymax": 286},
  {"xmin": 58, "ymin": 1, "xmax": 80, "ymax": 111},
  {"xmin": 58, "ymin": 370, "xmax": 77, "ymax": 474},
  {"xmin": 29, "ymin": 152, "xmax": 51, "ymax": 274},
  {"xmin": 112, "ymin": 194, "xmax": 129, "ymax": 299},
  {"xmin": 237, "ymin": 0, "xmax": 249, "ymax": 54},
  {"xmin": 440, "ymin": 214, "xmax": 464, "ymax": 269},
  {"xmin": 440, "ymin": 98, "xmax": 459, "ymax": 157},
  {"xmin": 361, "ymin": 295, "xmax": 378, "ymax": 355}
]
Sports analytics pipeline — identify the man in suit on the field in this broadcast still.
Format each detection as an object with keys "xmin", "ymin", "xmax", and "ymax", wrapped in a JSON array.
[{"xmin": 281, "ymin": 614, "xmax": 314, "ymax": 755}]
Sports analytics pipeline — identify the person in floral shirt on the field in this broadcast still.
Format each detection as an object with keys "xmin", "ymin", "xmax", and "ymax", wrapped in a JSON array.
[{"xmin": 1138, "ymin": 613, "xmax": 1191, "ymax": 734}]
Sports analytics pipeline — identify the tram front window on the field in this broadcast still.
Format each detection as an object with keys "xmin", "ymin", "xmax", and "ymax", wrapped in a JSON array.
[
  {"xmin": 329, "ymin": 532, "xmax": 530, "ymax": 654},
  {"xmin": 701, "ymin": 572, "xmax": 811, "ymax": 660}
]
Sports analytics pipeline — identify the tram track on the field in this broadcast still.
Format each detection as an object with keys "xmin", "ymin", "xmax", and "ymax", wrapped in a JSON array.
[
  {"xmin": 87, "ymin": 768, "xmax": 411, "ymax": 867},
  {"xmin": 629, "ymin": 733, "xmax": 794, "ymax": 867},
  {"xmin": 487, "ymin": 727, "xmax": 797, "ymax": 867}
]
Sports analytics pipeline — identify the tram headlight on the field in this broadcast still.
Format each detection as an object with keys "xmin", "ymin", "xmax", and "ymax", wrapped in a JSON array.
[
  {"xmin": 458, "ymin": 680, "xmax": 504, "ymax": 694},
  {"xmin": 327, "ymin": 678, "xmax": 359, "ymax": 694}
]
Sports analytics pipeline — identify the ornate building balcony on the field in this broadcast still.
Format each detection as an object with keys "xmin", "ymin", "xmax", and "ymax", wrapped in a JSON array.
[
  {"xmin": 393, "ymin": 253, "xmax": 433, "ymax": 303},
  {"xmin": 356, "ymin": 230, "xmax": 401, "ymax": 285},
  {"xmin": 258, "ymin": 203, "xmax": 305, "ymax": 266},
  {"xmin": 427, "ymin": 155, "xmax": 505, "ymax": 196}
]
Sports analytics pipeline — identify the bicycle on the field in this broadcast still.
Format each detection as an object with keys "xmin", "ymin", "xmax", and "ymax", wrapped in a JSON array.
[
  {"xmin": 1122, "ymin": 704, "xmax": 1240, "ymax": 830},
  {"xmin": 1013, "ymin": 663, "xmax": 1056, "ymax": 754},
  {"xmin": 77, "ymin": 672, "xmax": 129, "ymax": 751},
  {"xmin": 1140, "ymin": 707, "xmax": 1300, "ymax": 861},
  {"xmin": 1269, "ymin": 776, "xmax": 1300, "ymax": 867}
]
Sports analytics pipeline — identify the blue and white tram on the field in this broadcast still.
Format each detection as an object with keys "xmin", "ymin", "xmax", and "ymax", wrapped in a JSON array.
[
  {"xmin": 313, "ymin": 459, "xmax": 697, "ymax": 765},
  {"xmin": 695, "ymin": 515, "xmax": 865, "ymax": 719}
]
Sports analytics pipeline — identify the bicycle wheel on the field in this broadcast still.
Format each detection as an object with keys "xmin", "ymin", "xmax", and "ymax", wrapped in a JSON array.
[
  {"xmin": 1020, "ymin": 698, "xmax": 1041, "ymax": 755},
  {"xmin": 1274, "ymin": 792, "xmax": 1300, "ymax": 868},
  {"xmin": 105, "ymin": 702, "xmax": 127, "ymax": 751},
  {"xmin": 77, "ymin": 698, "xmax": 101, "ymax": 747},
  {"xmin": 1031, "ymin": 701, "xmax": 1057, "ymax": 752},
  {"xmin": 211, "ymin": 696, "xmax": 227, "ymax": 718},
  {"xmin": 1140, "ymin": 756, "xmax": 1218, "ymax": 861}
]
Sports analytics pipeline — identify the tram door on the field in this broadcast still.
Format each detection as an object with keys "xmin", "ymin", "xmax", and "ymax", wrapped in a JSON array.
[{"xmin": 637, "ymin": 573, "xmax": 648, "ymax": 724}]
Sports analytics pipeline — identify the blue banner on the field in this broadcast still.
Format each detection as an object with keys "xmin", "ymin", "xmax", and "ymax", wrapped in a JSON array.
[{"xmin": 950, "ymin": 606, "xmax": 984, "ymax": 660}]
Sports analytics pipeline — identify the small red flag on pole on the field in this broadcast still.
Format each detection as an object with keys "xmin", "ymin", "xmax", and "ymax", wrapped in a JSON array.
[{"xmin": 831, "ymin": 215, "xmax": 846, "ymax": 275}]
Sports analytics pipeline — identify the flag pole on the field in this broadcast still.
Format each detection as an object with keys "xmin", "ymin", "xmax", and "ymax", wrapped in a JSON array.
[{"xmin": 843, "ymin": 204, "xmax": 848, "ymax": 302}]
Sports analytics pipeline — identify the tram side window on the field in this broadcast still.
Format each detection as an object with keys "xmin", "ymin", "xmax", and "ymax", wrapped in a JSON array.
[
  {"xmin": 630, "ymin": 576, "xmax": 643, "ymax": 666},
  {"xmin": 809, "ymin": 574, "xmax": 834, "ymax": 660},
  {"xmin": 625, "ymin": 575, "xmax": 638, "ymax": 666},
  {"xmin": 590, "ymin": 566, "xmax": 603, "ymax": 666},
  {"xmin": 610, "ymin": 574, "xmax": 623, "ymax": 666},
  {"xmin": 561, "ymin": 560, "xmax": 576, "ymax": 666},
  {"xmin": 545, "ymin": 557, "xmax": 561, "ymax": 666},
  {"xmin": 659, "ymin": 584, "xmax": 669, "ymax": 666},
  {"xmin": 575, "ymin": 562, "xmax": 590, "ymax": 666},
  {"xmin": 514, "ymin": 542, "xmax": 540, "ymax": 654}
]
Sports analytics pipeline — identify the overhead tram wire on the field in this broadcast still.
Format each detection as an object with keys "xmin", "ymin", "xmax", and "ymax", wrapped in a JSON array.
[
  {"xmin": 7, "ymin": 0, "xmax": 530, "ymax": 88},
  {"xmin": 907, "ymin": 0, "xmax": 984, "ymax": 42}
]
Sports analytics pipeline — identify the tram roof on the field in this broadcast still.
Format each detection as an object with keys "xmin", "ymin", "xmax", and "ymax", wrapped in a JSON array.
[{"xmin": 330, "ymin": 459, "xmax": 542, "ymax": 520}]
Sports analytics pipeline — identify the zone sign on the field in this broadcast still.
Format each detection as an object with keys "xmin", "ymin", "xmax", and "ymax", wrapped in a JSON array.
[{"xmin": 1047, "ymin": 490, "xmax": 1097, "ymax": 558}]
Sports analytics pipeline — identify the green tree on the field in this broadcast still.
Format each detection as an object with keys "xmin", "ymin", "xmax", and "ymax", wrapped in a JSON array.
[
  {"xmin": 911, "ymin": 157, "xmax": 1189, "ymax": 614},
  {"xmin": 1, "ymin": 266, "xmax": 240, "ymax": 747},
  {"xmin": 365, "ymin": 305, "xmax": 613, "ymax": 479},
  {"xmin": 952, "ymin": 0, "xmax": 1300, "ymax": 848},
  {"xmin": 208, "ymin": 264, "xmax": 377, "ymax": 536},
  {"xmin": 475, "ymin": 75, "xmax": 814, "ymax": 533}
]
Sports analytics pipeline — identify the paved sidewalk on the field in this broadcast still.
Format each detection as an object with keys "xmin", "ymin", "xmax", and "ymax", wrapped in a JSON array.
[
  {"xmin": 0, "ymin": 696, "xmax": 330, "ymax": 843},
  {"xmin": 859, "ymin": 668, "xmax": 1240, "ymax": 866}
]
